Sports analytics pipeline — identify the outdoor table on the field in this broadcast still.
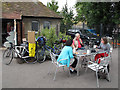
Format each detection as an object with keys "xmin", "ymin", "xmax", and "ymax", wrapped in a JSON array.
[{"xmin": 75, "ymin": 48, "xmax": 106, "ymax": 76}]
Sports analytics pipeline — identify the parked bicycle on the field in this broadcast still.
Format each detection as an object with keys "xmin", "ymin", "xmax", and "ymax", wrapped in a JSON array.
[
  {"xmin": 54, "ymin": 37, "xmax": 66, "ymax": 49},
  {"xmin": 36, "ymin": 36, "xmax": 61, "ymax": 63},
  {"xmin": 3, "ymin": 41, "xmax": 38, "ymax": 65}
]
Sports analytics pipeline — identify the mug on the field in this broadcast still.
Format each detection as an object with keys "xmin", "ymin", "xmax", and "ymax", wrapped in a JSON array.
[
  {"xmin": 93, "ymin": 45, "xmax": 97, "ymax": 48},
  {"xmin": 87, "ymin": 50, "xmax": 91, "ymax": 54},
  {"xmin": 73, "ymin": 48, "xmax": 76, "ymax": 53}
]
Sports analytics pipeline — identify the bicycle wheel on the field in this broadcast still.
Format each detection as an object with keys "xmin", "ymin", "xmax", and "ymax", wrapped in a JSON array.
[
  {"xmin": 22, "ymin": 50, "xmax": 37, "ymax": 64},
  {"xmin": 37, "ymin": 47, "xmax": 46, "ymax": 63},
  {"xmin": 23, "ymin": 57, "xmax": 37, "ymax": 64},
  {"xmin": 3, "ymin": 48, "xmax": 13, "ymax": 65}
]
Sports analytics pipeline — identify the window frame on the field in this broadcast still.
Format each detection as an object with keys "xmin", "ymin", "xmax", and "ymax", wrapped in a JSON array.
[
  {"xmin": 43, "ymin": 21, "xmax": 50, "ymax": 29},
  {"xmin": 31, "ymin": 21, "xmax": 39, "ymax": 32}
]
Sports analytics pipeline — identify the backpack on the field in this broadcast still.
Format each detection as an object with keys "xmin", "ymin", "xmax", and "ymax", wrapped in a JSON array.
[{"xmin": 37, "ymin": 36, "xmax": 46, "ymax": 46}]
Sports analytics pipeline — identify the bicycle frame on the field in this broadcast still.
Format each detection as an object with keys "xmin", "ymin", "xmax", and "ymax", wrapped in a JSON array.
[
  {"xmin": 3, "ymin": 41, "xmax": 40, "ymax": 65},
  {"xmin": 13, "ymin": 46, "xmax": 30, "ymax": 59},
  {"xmin": 43, "ymin": 44, "xmax": 60, "ymax": 54}
]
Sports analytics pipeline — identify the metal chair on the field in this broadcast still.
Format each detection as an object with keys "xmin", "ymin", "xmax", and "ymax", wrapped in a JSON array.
[
  {"xmin": 48, "ymin": 50, "xmax": 71, "ymax": 80},
  {"xmin": 109, "ymin": 47, "xmax": 113, "ymax": 63},
  {"xmin": 86, "ymin": 52, "xmax": 111, "ymax": 88}
]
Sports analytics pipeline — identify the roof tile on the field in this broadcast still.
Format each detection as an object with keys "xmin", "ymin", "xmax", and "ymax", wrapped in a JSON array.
[{"xmin": 2, "ymin": 2, "xmax": 62, "ymax": 19}]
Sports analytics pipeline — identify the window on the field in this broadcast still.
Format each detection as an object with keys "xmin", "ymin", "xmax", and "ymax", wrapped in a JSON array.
[
  {"xmin": 43, "ymin": 21, "xmax": 50, "ymax": 29},
  {"xmin": 32, "ymin": 21, "xmax": 39, "ymax": 31}
]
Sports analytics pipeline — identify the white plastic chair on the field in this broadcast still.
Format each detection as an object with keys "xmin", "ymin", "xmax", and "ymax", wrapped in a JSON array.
[
  {"xmin": 86, "ymin": 53, "xmax": 111, "ymax": 88},
  {"xmin": 48, "ymin": 50, "xmax": 71, "ymax": 80}
]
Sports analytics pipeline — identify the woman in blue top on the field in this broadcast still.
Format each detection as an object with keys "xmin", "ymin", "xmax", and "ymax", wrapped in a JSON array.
[{"xmin": 57, "ymin": 39, "xmax": 77, "ymax": 73}]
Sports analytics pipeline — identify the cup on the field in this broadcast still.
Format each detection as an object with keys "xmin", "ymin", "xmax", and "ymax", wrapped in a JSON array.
[
  {"xmin": 93, "ymin": 45, "xmax": 97, "ymax": 48},
  {"xmin": 73, "ymin": 48, "xmax": 76, "ymax": 54},
  {"xmin": 87, "ymin": 49, "xmax": 91, "ymax": 54}
]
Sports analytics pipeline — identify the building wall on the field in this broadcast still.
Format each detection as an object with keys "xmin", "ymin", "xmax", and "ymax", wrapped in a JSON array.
[
  {"xmin": 22, "ymin": 17, "xmax": 61, "ymax": 39},
  {"xmin": 0, "ymin": 19, "xmax": 2, "ymax": 46}
]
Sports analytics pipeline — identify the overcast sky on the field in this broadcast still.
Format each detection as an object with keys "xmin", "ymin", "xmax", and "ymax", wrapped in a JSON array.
[{"xmin": 39, "ymin": 0, "xmax": 77, "ymax": 16}]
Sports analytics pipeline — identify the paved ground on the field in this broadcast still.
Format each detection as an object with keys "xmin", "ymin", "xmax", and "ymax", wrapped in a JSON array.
[{"xmin": 1, "ymin": 48, "xmax": 118, "ymax": 88}]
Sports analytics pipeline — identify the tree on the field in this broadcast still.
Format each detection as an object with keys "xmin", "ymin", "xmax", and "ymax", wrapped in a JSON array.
[
  {"xmin": 60, "ymin": 4, "xmax": 74, "ymax": 33},
  {"xmin": 47, "ymin": 0, "xmax": 74, "ymax": 34},
  {"xmin": 75, "ymin": 2, "xmax": 120, "ymax": 36},
  {"xmin": 47, "ymin": 0, "xmax": 59, "ymax": 13}
]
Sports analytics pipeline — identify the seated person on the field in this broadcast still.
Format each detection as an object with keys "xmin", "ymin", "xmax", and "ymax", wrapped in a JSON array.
[
  {"xmin": 72, "ymin": 33, "xmax": 85, "ymax": 50},
  {"xmin": 57, "ymin": 39, "xmax": 78, "ymax": 74},
  {"xmin": 95, "ymin": 37, "xmax": 111, "ymax": 64}
]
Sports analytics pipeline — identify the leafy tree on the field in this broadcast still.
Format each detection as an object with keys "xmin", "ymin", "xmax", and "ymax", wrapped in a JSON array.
[
  {"xmin": 60, "ymin": 4, "xmax": 74, "ymax": 33},
  {"xmin": 47, "ymin": 0, "xmax": 59, "ymax": 13},
  {"xmin": 75, "ymin": 2, "xmax": 120, "ymax": 36},
  {"xmin": 47, "ymin": 1, "xmax": 74, "ymax": 34},
  {"xmin": 58, "ymin": 32, "xmax": 71, "ymax": 40},
  {"xmin": 40, "ymin": 27, "xmax": 57, "ymax": 47}
]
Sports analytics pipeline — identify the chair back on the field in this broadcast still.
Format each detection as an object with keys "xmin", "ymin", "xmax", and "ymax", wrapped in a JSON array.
[
  {"xmin": 110, "ymin": 47, "xmax": 113, "ymax": 53},
  {"xmin": 109, "ymin": 47, "xmax": 113, "ymax": 56},
  {"xmin": 49, "ymin": 50, "xmax": 68, "ymax": 67},
  {"xmin": 49, "ymin": 50, "xmax": 58, "ymax": 64}
]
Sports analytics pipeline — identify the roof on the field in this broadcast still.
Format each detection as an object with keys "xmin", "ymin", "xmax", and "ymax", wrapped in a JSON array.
[{"xmin": 2, "ymin": 2, "xmax": 62, "ymax": 19}]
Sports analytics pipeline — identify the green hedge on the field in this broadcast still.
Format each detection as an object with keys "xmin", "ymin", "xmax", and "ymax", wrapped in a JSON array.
[{"xmin": 36, "ymin": 27, "xmax": 71, "ymax": 48}]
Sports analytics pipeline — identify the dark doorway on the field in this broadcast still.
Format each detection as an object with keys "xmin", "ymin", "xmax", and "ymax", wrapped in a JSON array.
[{"xmin": 2, "ymin": 19, "xmax": 14, "ymax": 45}]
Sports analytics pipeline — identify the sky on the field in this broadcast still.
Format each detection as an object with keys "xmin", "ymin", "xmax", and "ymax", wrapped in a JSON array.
[{"xmin": 39, "ymin": 0, "xmax": 77, "ymax": 16}]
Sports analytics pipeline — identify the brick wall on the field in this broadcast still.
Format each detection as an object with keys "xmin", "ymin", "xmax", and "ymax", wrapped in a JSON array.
[
  {"xmin": 17, "ymin": 22, "xmax": 21, "ymax": 45},
  {"xmin": 17, "ymin": 21, "xmax": 25, "ymax": 45},
  {"xmin": 22, "ymin": 21, "xmax": 25, "ymax": 38}
]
